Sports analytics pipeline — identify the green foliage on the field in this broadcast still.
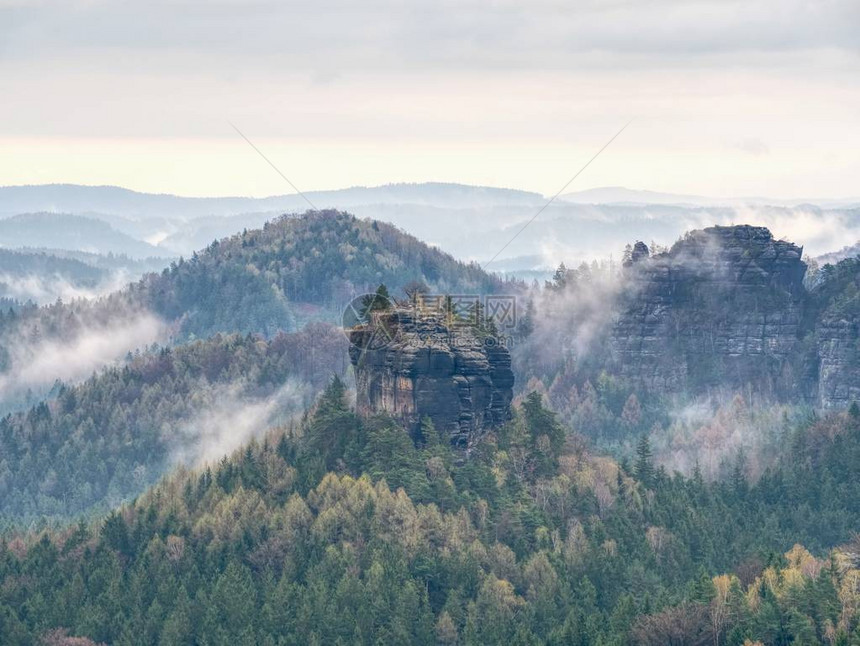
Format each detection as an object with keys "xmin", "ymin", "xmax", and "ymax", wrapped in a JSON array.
[
  {"xmin": 359, "ymin": 284, "xmax": 393, "ymax": 319},
  {"xmin": 135, "ymin": 211, "xmax": 509, "ymax": 338},
  {"xmin": 634, "ymin": 434, "xmax": 654, "ymax": 487},
  {"xmin": 0, "ymin": 327, "xmax": 347, "ymax": 525},
  {"xmin": 3, "ymin": 383, "xmax": 860, "ymax": 643}
]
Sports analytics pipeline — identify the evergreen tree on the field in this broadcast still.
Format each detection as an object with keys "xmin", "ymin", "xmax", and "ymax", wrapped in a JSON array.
[{"xmin": 634, "ymin": 434, "xmax": 654, "ymax": 487}]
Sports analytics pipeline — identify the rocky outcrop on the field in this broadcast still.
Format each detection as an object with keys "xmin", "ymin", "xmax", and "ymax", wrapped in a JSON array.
[
  {"xmin": 610, "ymin": 225, "xmax": 809, "ymax": 397},
  {"xmin": 812, "ymin": 258, "xmax": 860, "ymax": 408},
  {"xmin": 817, "ymin": 317, "xmax": 860, "ymax": 407},
  {"xmin": 348, "ymin": 308, "xmax": 514, "ymax": 448}
]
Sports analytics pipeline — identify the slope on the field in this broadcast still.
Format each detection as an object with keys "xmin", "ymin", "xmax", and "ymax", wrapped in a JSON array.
[
  {"xmin": 135, "ymin": 209, "xmax": 510, "ymax": 338},
  {"xmin": 0, "ymin": 325, "xmax": 347, "ymax": 525},
  {"xmin": 0, "ymin": 210, "xmax": 510, "ymax": 413},
  {"xmin": 0, "ymin": 213, "xmax": 167, "ymax": 259},
  {"xmin": 2, "ymin": 382, "xmax": 860, "ymax": 644}
]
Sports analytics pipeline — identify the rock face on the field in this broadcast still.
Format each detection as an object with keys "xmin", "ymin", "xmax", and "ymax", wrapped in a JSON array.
[
  {"xmin": 348, "ymin": 309, "xmax": 514, "ymax": 448},
  {"xmin": 817, "ymin": 318, "xmax": 860, "ymax": 407},
  {"xmin": 812, "ymin": 258, "xmax": 860, "ymax": 408},
  {"xmin": 610, "ymin": 225, "xmax": 810, "ymax": 397}
]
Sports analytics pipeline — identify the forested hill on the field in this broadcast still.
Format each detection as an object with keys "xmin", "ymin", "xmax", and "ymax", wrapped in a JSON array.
[
  {"xmin": 2, "ymin": 380, "xmax": 860, "ymax": 644},
  {"xmin": 0, "ymin": 324, "xmax": 347, "ymax": 526},
  {"xmin": 0, "ymin": 210, "xmax": 512, "ymax": 413},
  {"xmin": 1, "ymin": 210, "xmax": 511, "ymax": 342},
  {"xmin": 135, "ymin": 210, "xmax": 511, "ymax": 338}
]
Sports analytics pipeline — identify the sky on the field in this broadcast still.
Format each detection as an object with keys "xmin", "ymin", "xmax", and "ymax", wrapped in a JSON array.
[{"xmin": 1, "ymin": 0, "xmax": 859, "ymax": 199}]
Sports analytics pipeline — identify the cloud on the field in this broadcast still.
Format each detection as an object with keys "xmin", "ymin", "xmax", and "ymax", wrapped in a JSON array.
[
  {"xmin": 735, "ymin": 138, "xmax": 770, "ymax": 156},
  {"xmin": 1, "ymin": 0, "xmax": 858, "ymax": 199},
  {"xmin": 652, "ymin": 395, "xmax": 807, "ymax": 481},
  {"xmin": 705, "ymin": 206, "xmax": 860, "ymax": 257},
  {"xmin": 1, "ymin": 1, "xmax": 857, "ymax": 69}
]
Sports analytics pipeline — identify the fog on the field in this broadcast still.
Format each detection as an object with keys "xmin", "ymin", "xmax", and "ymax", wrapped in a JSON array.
[
  {"xmin": 0, "ymin": 268, "xmax": 136, "ymax": 305},
  {"xmin": 171, "ymin": 380, "xmax": 311, "ymax": 467},
  {"xmin": 0, "ymin": 308, "xmax": 168, "ymax": 411}
]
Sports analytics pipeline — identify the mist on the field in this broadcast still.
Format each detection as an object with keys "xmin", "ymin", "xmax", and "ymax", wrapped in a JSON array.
[
  {"xmin": 652, "ymin": 395, "xmax": 811, "ymax": 481},
  {"xmin": 0, "ymin": 268, "xmax": 137, "ymax": 305},
  {"xmin": 171, "ymin": 380, "xmax": 312, "ymax": 467},
  {"xmin": 0, "ymin": 308, "xmax": 168, "ymax": 411}
]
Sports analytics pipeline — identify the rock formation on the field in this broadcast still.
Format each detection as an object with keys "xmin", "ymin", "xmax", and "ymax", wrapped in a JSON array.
[
  {"xmin": 610, "ymin": 225, "xmax": 810, "ymax": 398},
  {"xmin": 348, "ymin": 307, "xmax": 514, "ymax": 448},
  {"xmin": 608, "ymin": 226, "xmax": 860, "ymax": 407},
  {"xmin": 811, "ymin": 258, "xmax": 860, "ymax": 408},
  {"xmin": 817, "ymin": 318, "xmax": 860, "ymax": 407}
]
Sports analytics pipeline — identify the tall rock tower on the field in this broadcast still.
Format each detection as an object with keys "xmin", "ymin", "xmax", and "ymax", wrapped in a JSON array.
[{"xmin": 348, "ymin": 306, "xmax": 514, "ymax": 449}]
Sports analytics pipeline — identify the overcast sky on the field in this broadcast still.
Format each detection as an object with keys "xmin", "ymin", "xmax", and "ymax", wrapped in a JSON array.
[{"xmin": 1, "ymin": 0, "xmax": 858, "ymax": 198}]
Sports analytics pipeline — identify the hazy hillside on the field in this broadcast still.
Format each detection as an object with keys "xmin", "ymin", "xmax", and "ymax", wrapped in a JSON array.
[
  {"xmin": 816, "ymin": 240, "xmax": 860, "ymax": 266},
  {"xmin": 0, "ymin": 210, "xmax": 510, "ymax": 414},
  {"xmin": 0, "ymin": 213, "xmax": 167, "ymax": 259},
  {"xmin": 0, "ymin": 249, "xmax": 171, "ymax": 305},
  {"xmin": 133, "ymin": 210, "xmax": 512, "ymax": 338},
  {"xmin": 0, "ymin": 183, "xmax": 542, "ymax": 220},
  {"xmin": 0, "ymin": 213, "xmax": 859, "ymax": 644},
  {"xmin": 0, "ymin": 327, "xmax": 347, "ymax": 525},
  {"xmin": 561, "ymin": 186, "xmax": 860, "ymax": 208},
  {"xmin": 0, "ymin": 250, "xmax": 105, "ymax": 303}
]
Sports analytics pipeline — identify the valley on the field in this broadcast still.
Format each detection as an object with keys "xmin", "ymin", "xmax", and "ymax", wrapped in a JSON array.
[{"xmin": 0, "ymin": 208, "xmax": 859, "ymax": 643}]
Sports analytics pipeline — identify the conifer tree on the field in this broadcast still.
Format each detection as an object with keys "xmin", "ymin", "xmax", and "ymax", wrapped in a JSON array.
[{"xmin": 634, "ymin": 434, "xmax": 654, "ymax": 487}]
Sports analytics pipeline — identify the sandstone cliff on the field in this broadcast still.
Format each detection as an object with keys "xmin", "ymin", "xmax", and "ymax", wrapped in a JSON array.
[
  {"xmin": 810, "ymin": 258, "xmax": 860, "ymax": 407},
  {"xmin": 611, "ymin": 225, "xmax": 812, "ymax": 399},
  {"xmin": 348, "ymin": 308, "xmax": 514, "ymax": 448}
]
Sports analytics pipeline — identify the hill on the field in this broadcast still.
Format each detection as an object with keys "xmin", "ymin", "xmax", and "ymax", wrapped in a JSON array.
[
  {"xmin": 0, "ymin": 249, "xmax": 169, "ymax": 305},
  {"xmin": 4, "ymin": 184, "xmax": 860, "ymax": 265},
  {"xmin": 135, "ymin": 210, "xmax": 510, "ymax": 338},
  {"xmin": 0, "ymin": 250, "xmax": 106, "ymax": 303},
  {"xmin": 816, "ymin": 240, "xmax": 860, "ymax": 266},
  {"xmin": 77, "ymin": 209, "xmax": 506, "ymax": 339},
  {"xmin": 0, "ymin": 326, "xmax": 347, "ymax": 525},
  {"xmin": 0, "ymin": 213, "xmax": 167, "ymax": 259},
  {"xmin": 0, "ymin": 183, "xmax": 543, "ymax": 219},
  {"xmin": 1, "ymin": 379, "xmax": 860, "ymax": 644},
  {"xmin": 0, "ymin": 210, "xmax": 509, "ymax": 412}
]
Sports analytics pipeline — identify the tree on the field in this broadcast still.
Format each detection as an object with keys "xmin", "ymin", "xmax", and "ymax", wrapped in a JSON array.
[
  {"xmin": 516, "ymin": 297, "xmax": 535, "ymax": 338},
  {"xmin": 403, "ymin": 280, "xmax": 429, "ymax": 304},
  {"xmin": 635, "ymin": 434, "xmax": 655, "ymax": 487},
  {"xmin": 522, "ymin": 392, "xmax": 566, "ymax": 477},
  {"xmin": 360, "ymin": 284, "xmax": 393, "ymax": 319},
  {"xmin": 304, "ymin": 375, "xmax": 359, "ymax": 472},
  {"xmin": 631, "ymin": 602, "xmax": 711, "ymax": 646},
  {"xmin": 546, "ymin": 263, "xmax": 568, "ymax": 290},
  {"xmin": 621, "ymin": 393, "xmax": 642, "ymax": 429},
  {"xmin": 0, "ymin": 605, "xmax": 30, "ymax": 646},
  {"xmin": 207, "ymin": 562, "xmax": 258, "ymax": 641}
]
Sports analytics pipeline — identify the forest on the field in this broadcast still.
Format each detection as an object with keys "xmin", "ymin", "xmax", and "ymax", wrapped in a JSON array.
[
  {"xmin": 0, "ymin": 214, "xmax": 859, "ymax": 644},
  {"xmin": 0, "ymin": 325, "xmax": 347, "ymax": 526},
  {"xmin": 1, "ymin": 377, "xmax": 860, "ymax": 644}
]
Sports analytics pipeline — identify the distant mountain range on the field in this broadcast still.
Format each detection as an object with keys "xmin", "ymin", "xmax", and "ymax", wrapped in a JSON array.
[
  {"xmin": 560, "ymin": 186, "xmax": 860, "ymax": 207},
  {"xmin": 0, "ymin": 212, "xmax": 168, "ymax": 258},
  {"xmin": 2, "ymin": 183, "xmax": 860, "ymax": 270},
  {"xmin": 0, "ymin": 182, "xmax": 543, "ymax": 219}
]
